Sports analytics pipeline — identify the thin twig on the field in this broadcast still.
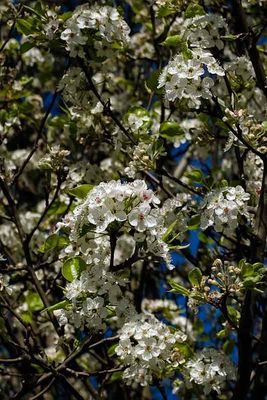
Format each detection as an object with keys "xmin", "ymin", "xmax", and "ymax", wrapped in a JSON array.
[
  {"xmin": 0, "ymin": 5, "xmax": 23, "ymax": 54},
  {"xmin": 29, "ymin": 378, "xmax": 56, "ymax": 400},
  {"xmin": 26, "ymin": 173, "xmax": 62, "ymax": 244},
  {"xmin": 0, "ymin": 357, "xmax": 23, "ymax": 364},
  {"xmin": 12, "ymin": 90, "xmax": 59, "ymax": 185},
  {"xmin": 161, "ymin": 167, "xmax": 202, "ymax": 196},
  {"xmin": 79, "ymin": 59, "xmax": 136, "ymax": 145}
]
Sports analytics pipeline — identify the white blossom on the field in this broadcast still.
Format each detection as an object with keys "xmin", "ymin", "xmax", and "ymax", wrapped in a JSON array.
[
  {"xmin": 60, "ymin": 5, "xmax": 130, "ymax": 58},
  {"xmin": 158, "ymin": 49, "xmax": 224, "ymax": 106},
  {"xmin": 200, "ymin": 186, "xmax": 250, "ymax": 234},
  {"xmin": 184, "ymin": 348, "xmax": 236, "ymax": 394},
  {"xmin": 116, "ymin": 314, "xmax": 187, "ymax": 386}
]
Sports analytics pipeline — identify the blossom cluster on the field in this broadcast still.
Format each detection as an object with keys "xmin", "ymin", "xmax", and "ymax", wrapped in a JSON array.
[
  {"xmin": 124, "ymin": 142, "xmax": 156, "ymax": 178},
  {"xmin": 64, "ymin": 180, "xmax": 160, "ymax": 235},
  {"xmin": 54, "ymin": 261, "xmax": 135, "ymax": 330},
  {"xmin": 58, "ymin": 180, "xmax": 184, "ymax": 271},
  {"xmin": 59, "ymin": 67, "xmax": 93, "ymax": 108},
  {"xmin": 184, "ymin": 14, "xmax": 226, "ymax": 50},
  {"xmin": 200, "ymin": 185, "xmax": 250, "ymax": 234},
  {"xmin": 244, "ymin": 153, "xmax": 264, "ymax": 198},
  {"xmin": 60, "ymin": 5, "xmax": 130, "ymax": 58},
  {"xmin": 115, "ymin": 314, "xmax": 187, "ymax": 386},
  {"xmin": 54, "ymin": 180, "xmax": 191, "ymax": 330},
  {"xmin": 183, "ymin": 348, "xmax": 236, "ymax": 394},
  {"xmin": 158, "ymin": 49, "xmax": 224, "ymax": 106},
  {"xmin": 187, "ymin": 259, "xmax": 243, "ymax": 312},
  {"xmin": 142, "ymin": 298, "xmax": 194, "ymax": 339},
  {"xmin": 208, "ymin": 258, "xmax": 243, "ymax": 296}
]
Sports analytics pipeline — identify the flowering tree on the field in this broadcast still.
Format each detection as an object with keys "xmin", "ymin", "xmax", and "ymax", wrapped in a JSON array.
[{"xmin": 0, "ymin": 0, "xmax": 266, "ymax": 399}]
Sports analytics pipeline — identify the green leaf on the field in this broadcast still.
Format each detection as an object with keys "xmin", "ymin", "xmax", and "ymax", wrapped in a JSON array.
[
  {"xmin": 243, "ymin": 276, "xmax": 263, "ymax": 290},
  {"xmin": 108, "ymin": 371, "xmax": 123, "ymax": 383},
  {"xmin": 107, "ymin": 343, "xmax": 118, "ymax": 357},
  {"xmin": 220, "ymin": 34, "xmax": 243, "ymax": 41},
  {"xmin": 16, "ymin": 19, "xmax": 33, "ymax": 35},
  {"xmin": 184, "ymin": 4, "xmax": 205, "ymax": 18},
  {"xmin": 227, "ymin": 306, "xmax": 240, "ymax": 323},
  {"xmin": 16, "ymin": 18, "xmax": 39, "ymax": 35},
  {"xmin": 79, "ymin": 223, "xmax": 97, "ymax": 237},
  {"xmin": 161, "ymin": 220, "xmax": 177, "ymax": 242},
  {"xmin": 174, "ymin": 342, "xmax": 193, "ymax": 358},
  {"xmin": 26, "ymin": 292, "xmax": 44, "ymax": 312},
  {"xmin": 162, "ymin": 35, "xmax": 183, "ymax": 48},
  {"xmin": 168, "ymin": 243, "xmax": 190, "ymax": 250},
  {"xmin": 146, "ymin": 70, "xmax": 162, "ymax": 92},
  {"xmin": 34, "ymin": 1, "xmax": 45, "ymax": 16},
  {"xmin": 159, "ymin": 121, "xmax": 184, "ymax": 139},
  {"xmin": 186, "ymin": 169, "xmax": 203, "ymax": 182},
  {"xmin": 21, "ymin": 311, "xmax": 33, "ymax": 324},
  {"xmin": 46, "ymin": 200, "xmax": 69, "ymax": 216},
  {"xmin": 216, "ymin": 329, "xmax": 227, "ymax": 339},
  {"xmin": 39, "ymin": 234, "xmax": 69, "ymax": 253},
  {"xmin": 252, "ymin": 262, "xmax": 265, "ymax": 271},
  {"xmin": 67, "ymin": 184, "xmax": 94, "ymax": 199},
  {"xmin": 188, "ymin": 267, "xmax": 202, "ymax": 287},
  {"xmin": 168, "ymin": 279, "xmax": 190, "ymax": 296},
  {"xmin": 182, "ymin": 47, "xmax": 193, "ymax": 60},
  {"xmin": 23, "ymin": 4, "xmax": 45, "ymax": 19},
  {"xmin": 41, "ymin": 300, "xmax": 70, "ymax": 313},
  {"xmin": 59, "ymin": 11, "xmax": 73, "ymax": 21},
  {"xmin": 157, "ymin": 6, "xmax": 175, "ymax": 18},
  {"xmin": 239, "ymin": 260, "xmax": 265, "ymax": 286},
  {"xmin": 62, "ymin": 257, "xmax": 87, "ymax": 282},
  {"xmin": 198, "ymin": 232, "xmax": 214, "ymax": 244},
  {"xmin": 20, "ymin": 42, "xmax": 35, "ymax": 54},
  {"xmin": 188, "ymin": 215, "xmax": 200, "ymax": 230}
]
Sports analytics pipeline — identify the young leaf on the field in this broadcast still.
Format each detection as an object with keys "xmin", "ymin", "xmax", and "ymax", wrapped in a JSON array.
[
  {"xmin": 162, "ymin": 35, "xmax": 183, "ymax": 48},
  {"xmin": 168, "ymin": 243, "xmax": 190, "ymax": 250},
  {"xmin": 38, "ymin": 234, "xmax": 69, "ymax": 253},
  {"xmin": 67, "ymin": 184, "xmax": 94, "ymax": 199},
  {"xmin": 62, "ymin": 257, "xmax": 87, "ymax": 282},
  {"xmin": 21, "ymin": 42, "xmax": 35, "ymax": 54},
  {"xmin": 47, "ymin": 200, "xmax": 69, "ymax": 216},
  {"xmin": 188, "ymin": 267, "xmax": 202, "ymax": 287},
  {"xmin": 168, "ymin": 279, "xmax": 190, "ymax": 296},
  {"xmin": 220, "ymin": 34, "xmax": 243, "ymax": 41},
  {"xmin": 26, "ymin": 292, "xmax": 44, "ymax": 312},
  {"xmin": 107, "ymin": 343, "xmax": 118, "ymax": 357},
  {"xmin": 186, "ymin": 169, "xmax": 203, "ymax": 183},
  {"xmin": 159, "ymin": 121, "xmax": 184, "ymax": 139},
  {"xmin": 108, "ymin": 371, "xmax": 123, "ymax": 383},
  {"xmin": 146, "ymin": 70, "xmax": 162, "ymax": 92},
  {"xmin": 188, "ymin": 215, "xmax": 201, "ymax": 230},
  {"xmin": 227, "ymin": 306, "xmax": 240, "ymax": 323},
  {"xmin": 184, "ymin": 4, "xmax": 205, "ymax": 18},
  {"xmin": 161, "ymin": 220, "xmax": 177, "ymax": 242},
  {"xmin": 41, "ymin": 300, "xmax": 70, "ymax": 314},
  {"xmin": 157, "ymin": 6, "xmax": 175, "ymax": 18}
]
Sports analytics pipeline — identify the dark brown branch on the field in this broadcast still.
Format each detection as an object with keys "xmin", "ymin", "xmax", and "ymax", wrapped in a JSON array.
[
  {"xmin": 29, "ymin": 378, "xmax": 56, "ymax": 400},
  {"xmin": 232, "ymin": 0, "xmax": 267, "ymax": 98}
]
